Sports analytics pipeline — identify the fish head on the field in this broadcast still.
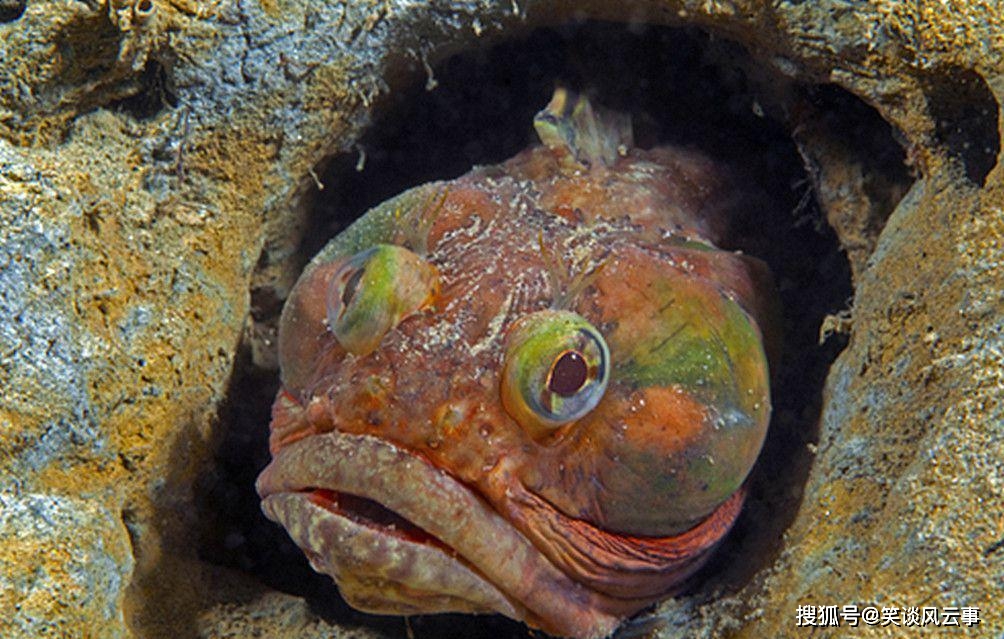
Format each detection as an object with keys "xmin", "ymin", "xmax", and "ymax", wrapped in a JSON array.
[{"xmin": 257, "ymin": 96, "xmax": 776, "ymax": 639}]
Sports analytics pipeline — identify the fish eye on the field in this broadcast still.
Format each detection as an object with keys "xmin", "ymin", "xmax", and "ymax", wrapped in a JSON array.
[
  {"xmin": 547, "ymin": 349, "xmax": 588, "ymax": 396},
  {"xmin": 340, "ymin": 266, "xmax": 366, "ymax": 310},
  {"xmin": 501, "ymin": 310, "xmax": 609, "ymax": 439},
  {"xmin": 325, "ymin": 244, "xmax": 439, "ymax": 356}
]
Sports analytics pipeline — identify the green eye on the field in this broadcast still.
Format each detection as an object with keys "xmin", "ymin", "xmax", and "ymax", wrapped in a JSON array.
[
  {"xmin": 325, "ymin": 244, "xmax": 439, "ymax": 356},
  {"xmin": 501, "ymin": 310, "xmax": 609, "ymax": 438}
]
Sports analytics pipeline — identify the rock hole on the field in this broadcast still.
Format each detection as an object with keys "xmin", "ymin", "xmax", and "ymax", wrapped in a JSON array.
[
  {"xmin": 110, "ymin": 58, "xmax": 178, "ymax": 121},
  {"xmin": 788, "ymin": 84, "xmax": 916, "ymax": 278},
  {"xmin": 206, "ymin": 20, "xmax": 912, "ymax": 638},
  {"xmin": 922, "ymin": 66, "xmax": 1000, "ymax": 186},
  {"xmin": 0, "ymin": 0, "xmax": 26, "ymax": 23}
]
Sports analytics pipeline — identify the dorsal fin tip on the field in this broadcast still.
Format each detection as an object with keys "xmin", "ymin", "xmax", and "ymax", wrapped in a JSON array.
[{"xmin": 533, "ymin": 88, "xmax": 634, "ymax": 169}]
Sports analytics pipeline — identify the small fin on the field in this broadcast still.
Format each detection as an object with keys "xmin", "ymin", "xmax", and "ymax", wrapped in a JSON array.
[{"xmin": 533, "ymin": 88, "xmax": 633, "ymax": 169}]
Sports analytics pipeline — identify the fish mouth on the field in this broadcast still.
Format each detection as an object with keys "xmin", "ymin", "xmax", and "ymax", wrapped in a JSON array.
[{"xmin": 255, "ymin": 431, "xmax": 627, "ymax": 639}]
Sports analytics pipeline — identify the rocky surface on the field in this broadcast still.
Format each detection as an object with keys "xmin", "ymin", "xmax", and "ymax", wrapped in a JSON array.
[
  {"xmin": 0, "ymin": 1, "xmax": 1000, "ymax": 638},
  {"xmin": 0, "ymin": 492, "xmax": 133, "ymax": 638}
]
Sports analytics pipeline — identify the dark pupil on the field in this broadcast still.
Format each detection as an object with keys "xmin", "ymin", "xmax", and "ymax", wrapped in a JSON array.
[
  {"xmin": 548, "ymin": 350, "xmax": 588, "ymax": 397},
  {"xmin": 342, "ymin": 267, "xmax": 365, "ymax": 308}
]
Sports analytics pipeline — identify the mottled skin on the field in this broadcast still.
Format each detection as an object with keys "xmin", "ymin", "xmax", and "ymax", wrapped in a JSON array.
[{"xmin": 257, "ymin": 91, "xmax": 778, "ymax": 638}]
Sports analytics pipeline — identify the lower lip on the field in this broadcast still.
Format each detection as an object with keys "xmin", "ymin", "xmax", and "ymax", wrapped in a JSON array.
[{"xmin": 256, "ymin": 431, "xmax": 624, "ymax": 637}]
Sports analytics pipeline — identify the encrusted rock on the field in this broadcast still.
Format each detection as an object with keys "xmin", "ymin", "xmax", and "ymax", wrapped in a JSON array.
[
  {"xmin": 0, "ymin": 0, "xmax": 1000, "ymax": 637},
  {"xmin": 0, "ymin": 492, "xmax": 134, "ymax": 638}
]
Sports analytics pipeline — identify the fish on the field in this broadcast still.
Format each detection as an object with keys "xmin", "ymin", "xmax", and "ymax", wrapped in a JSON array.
[{"xmin": 256, "ymin": 88, "xmax": 779, "ymax": 639}]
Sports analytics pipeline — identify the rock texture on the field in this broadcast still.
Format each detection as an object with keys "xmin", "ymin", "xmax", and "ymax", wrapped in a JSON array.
[
  {"xmin": 0, "ymin": 1, "xmax": 1000, "ymax": 638},
  {"xmin": 0, "ymin": 492, "xmax": 134, "ymax": 638}
]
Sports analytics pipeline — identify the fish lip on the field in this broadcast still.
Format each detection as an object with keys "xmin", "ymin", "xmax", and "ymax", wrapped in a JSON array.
[
  {"xmin": 258, "ymin": 491, "xmax": 524, "ymax": 619},
  {"xmin": 256, "ymin": 430, "xmax": 622, "ymax": 639}
]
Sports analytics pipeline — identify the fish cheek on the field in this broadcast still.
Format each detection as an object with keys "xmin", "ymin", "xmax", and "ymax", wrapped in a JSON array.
[
  {"xmin": 591, "ymin": 386, "xmax": 740, "ymax": 535},
  {"xmin": 571, "ymin": 263, "xmax": 771, "ymax": 536}
]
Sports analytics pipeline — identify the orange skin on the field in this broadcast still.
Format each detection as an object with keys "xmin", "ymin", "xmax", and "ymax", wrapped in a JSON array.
[{"xmin": 257, "ymin": 139, "xmax": 777, "ymax": 638}]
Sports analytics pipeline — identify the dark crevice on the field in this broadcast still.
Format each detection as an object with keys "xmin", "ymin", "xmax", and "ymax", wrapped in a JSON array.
[
  {"xmin": 923, "ymin": 65, "xmax": 1000, "ymax": 186},
  {"xmin": 110, "ymin": 58, "xmax": 179, "ymax": 120},
  {"xmin": 786, "ymin": 83, "xmax": 915, "ymax": 277},
  {"xmin": 0, "ymin": 0, "xmax": 26, "ymax": 23},
  {"xmin": 202, "ymin": 20, "xmax": 913, "ymax": 639},
  {"xmin": 802, "ymin": 84, "xmax": 913, "ymax": 195}
]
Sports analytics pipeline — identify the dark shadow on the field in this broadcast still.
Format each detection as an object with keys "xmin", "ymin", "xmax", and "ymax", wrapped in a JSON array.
[
  {"xmin": 923, "ymin": 65, "xmax": 1000, "ymax": 186},
  {"xmin": 0, "ymin": 0, "xmax": 26, "ymax": 23},
  {"xmin": 110, "ymin": 58, "xmax": 179, "ymax": 121}
]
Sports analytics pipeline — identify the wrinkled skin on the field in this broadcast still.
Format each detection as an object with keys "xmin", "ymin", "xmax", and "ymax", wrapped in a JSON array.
[{"xmin": 257, "ymin": 91, "xmax": 779, "ymax": 639}]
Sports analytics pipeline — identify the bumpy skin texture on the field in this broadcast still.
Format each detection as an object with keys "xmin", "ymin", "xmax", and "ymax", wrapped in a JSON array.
[{"xmin": 257, "ymin": 95, "xmax": 778, "ymax": 639}]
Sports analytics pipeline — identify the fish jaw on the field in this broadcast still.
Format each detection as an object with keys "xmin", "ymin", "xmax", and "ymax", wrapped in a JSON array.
[
  {"xmin": 258, "ymin": 492, "xmax": 522, "ymax": 618},
  {"xmin": 256, "ymin": 431, "xmax": 626, "ymax": 639}
]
